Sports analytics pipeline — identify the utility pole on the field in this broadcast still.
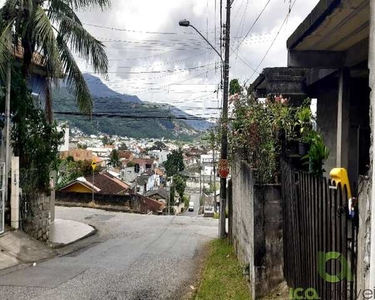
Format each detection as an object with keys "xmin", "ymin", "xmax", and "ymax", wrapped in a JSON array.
[
  {"xmin": 219, "ymin": 0, "xmax": 231, "ymax": 239},
  {"xmin": 213, "ymin": 145, "xmax": 217, "ymax": 212},
  {"xmin": 4, "ymin": 62, "xmax": 11, "ymax": 208}
]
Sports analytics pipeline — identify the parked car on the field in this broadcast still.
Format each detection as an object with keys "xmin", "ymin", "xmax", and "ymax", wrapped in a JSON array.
[
  {"xmin": 188, "ymin": 201, "xmax": 195, "ymax": 211},
  {"xmin": 204, "ymin": 206, "xmax": 214, "ymax": 217}
]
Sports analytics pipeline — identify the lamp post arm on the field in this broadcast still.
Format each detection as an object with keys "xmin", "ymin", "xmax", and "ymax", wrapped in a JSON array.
[{"xmin": 189, "ymin": 25, "xmax": 223, "ymax": 62}]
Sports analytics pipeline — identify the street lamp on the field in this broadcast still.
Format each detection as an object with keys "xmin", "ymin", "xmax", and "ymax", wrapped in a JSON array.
[
  {"xmin": 179, "ymin": 20, "xmax": 223, "ymax": 62},
  {"xmin": 179, "ymin": 18, "xmax": 230, "ymax": 239}
]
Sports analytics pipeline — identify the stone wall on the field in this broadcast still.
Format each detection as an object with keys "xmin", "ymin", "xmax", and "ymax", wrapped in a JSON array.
[
  {"xmin": 23, "ymin": 193, "xmax": 51, "ymax": 243},
  {"xmin": 231, "ymin": 160, "xmax": 284, "ymax": 299}
]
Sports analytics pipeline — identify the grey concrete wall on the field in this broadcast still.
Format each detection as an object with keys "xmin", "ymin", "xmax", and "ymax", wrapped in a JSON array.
[
  {"xmin": 232, "ymin": 160, "xmax": 284, "ymax": 299},
  {"xmin": 357, "ymin": 177, "xmax": 371, "ymax": 294},
  {"xmin": 23, "ymin": 194, "xmax": 50, "ymax": 243},
  {"xmin": 368, "ymin": 0, "xmax": 375, "ymax": 289},
  {"xmin": 254, "ymin": 185, "xmax": 283, "ymax": 296},
  {"xmin": 232, "ymin": 160, "xmax": 255, "ymax": 298},
  {"xmin": 315, "ymin": 79, "xmax": 338, "ymax": 176}
]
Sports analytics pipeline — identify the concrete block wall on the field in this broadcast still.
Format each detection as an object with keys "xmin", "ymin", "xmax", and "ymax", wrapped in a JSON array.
[
  {"xmin": 357, "ymin": 177, "xmax": 371, "ymax": 294},
  {"xmin": 23, "ymin": 194, "xmax": 51, "ymax": 243},
  {"xmin": 232, "ymin": 159, "xmax": 284, "ymax": 299}
]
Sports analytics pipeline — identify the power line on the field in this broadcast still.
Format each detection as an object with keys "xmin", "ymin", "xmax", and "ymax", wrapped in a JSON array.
[
  {"xmin": 115, "ymin": 52, "xmax": 210, "ymax": 68},
  {"xmin": 83, "ymin": 22, "xmax": 217, "ymax": 35},
  {"xmin": 245, "ymin": 0, "xmax": 298, "ymax": 84},
  {"xmin": 54, "ymin": 111, "xmax": 219, "ymax": 120},
  {"xmin": 132, "ymin": 67, "xmax": 219, "ymax": 94},
  {"xmin": 231, "ymin": 0, "xmax": 272, "ymax": 54},
  {"xmin": 80, "ymin": 62, "xmax": 217, "ymax": 75}
]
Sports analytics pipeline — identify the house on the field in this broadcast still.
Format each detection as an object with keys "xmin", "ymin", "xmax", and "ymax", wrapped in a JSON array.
[
  {"xmin": 120, "ymin": 167, "xmax": 139, "ymax": 184},
  {"xmin": 60, "ymin": 149, "xmax": 93, "ymax": 162},
  {"xmin": 200, "ymin": 151, "xmax": 220, "ymax": 165},
  {"xmin": 249, "ymin": 0, "xmax": 375, "ymax": 293},
  {"xmin": 183, "ymin": 155, "xmax": 199, "ymax": 167},
  {"xmin": 145, "ymin": 188, "xmax": 170, "ymax": 204},
  {"xmin": 59, "ymin": 171, "xmax": 130, "ymax": 195},
  {"xmin": 148, "ymin": 150, "xmax": 171, "ymax": 164},
  {"xmin": 133, "ymin": 158, "xmax": 158, "ymax": 174},
  {"xmin": 118, "ymin": 150, "xmax": 134, "ymax": 161},
  {"xmin": 135, "ymin": 172, "xmax": 160, "ymax": 194}
]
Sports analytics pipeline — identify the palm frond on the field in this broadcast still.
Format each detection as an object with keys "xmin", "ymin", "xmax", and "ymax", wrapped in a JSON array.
[
  {"xmin": 59, "ymin": 0, "xmax": 110, "ymax": 11},
  {"xmin": 0, "ymin": 0, "xmax": 19, "ymax": 20},
  {"xmin": 0, "ymin": 18, "xmax": 14, "ymax": 81},
  {"xmin": 58, "ymin": 14, "xmax": 108, "ymax": 74},
  {"xmin": 48, "ymin": 0, "xmax": 82, "ymax": 25},
  {"xmin": 57, "ymin": 35, "xmax": 93, "ymax": 114},
  {"xmin": 33, "ymin": 5, "xmax": 61, "ymax": 78}
]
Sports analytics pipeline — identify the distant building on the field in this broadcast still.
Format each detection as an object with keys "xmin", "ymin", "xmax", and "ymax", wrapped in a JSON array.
[
  {"xmin": 60, "ymin": 149, "xmax": 93, "ymax": 162},
  {"xmin": 146, "ymin": 188, "xmax": 169, "ymax": 204},
  {"xmin": 59, "ymin": 171, "xmax": 130, "ymax": 195},
  {"xmin": 200, "ymin": 151, "xmax": 220, "ymax": 164},
  {"xmin": 148, "ymin": 150, "xmax": 171, "ymax": 165},
  {"xmin": 58, "ymin": 125, "xmax": 69, "ymax": 152}
]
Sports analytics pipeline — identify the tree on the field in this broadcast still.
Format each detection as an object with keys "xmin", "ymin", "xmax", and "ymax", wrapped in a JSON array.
[
  {"xmin": 118, "ymin": 142, "xmax": 128, "ymax": 151},
  {"xmin": 0, "ymin": 0, "xmax": 110, "ymax": 122},
  {"xmin": 102, "ymin": 135, "xmax": 113, "ymax": 146},
  {"xmin": 164, "ymin": 149, "xmax": 185, "ymax": 177},
  {"xmin": 109, "ymin": 149, "xmax": 121, "ymax": 168},
  {"xmin": 229, "ymin": 79, "xmax": 242, "ymax": 95},
  {"xmin": 173, "ymin": 175, "xmax": 186, "ymax": 200},
  {"xmin": 58, "ymin": 159, "xmax": 93, "ymax": 188},
  {"xmin": 149, "ymin": 141, "xmax": 166, "ymax": 151},
  {"xmin": 3, "ymin": 68, "xmax": 63, "ymax": 192}
]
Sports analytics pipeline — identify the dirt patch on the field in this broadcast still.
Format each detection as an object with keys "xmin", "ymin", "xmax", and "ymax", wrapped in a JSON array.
[{"xmin": 260, "ymin": 281, "xmax": 289, "ymax": 300}]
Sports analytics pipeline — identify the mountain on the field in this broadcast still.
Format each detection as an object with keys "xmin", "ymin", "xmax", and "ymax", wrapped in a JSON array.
[
  {"xmin": 53, "ymin": 74, "xmax": 212, "ymax": 139},
  {"xmin": 81, "ymin": 74, "xmax": 142, "ymax": 104}
]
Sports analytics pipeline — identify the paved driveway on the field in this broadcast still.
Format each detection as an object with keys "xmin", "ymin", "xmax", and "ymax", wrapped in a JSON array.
[{"xmin": 0, "ymin": 206, "xmax": 218, "ymax": 300}]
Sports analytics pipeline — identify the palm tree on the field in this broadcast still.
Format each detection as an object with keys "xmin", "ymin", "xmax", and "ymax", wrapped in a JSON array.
[{"xmin": 0, "ymin": 0, "xmax": 110, "ymax": 121}]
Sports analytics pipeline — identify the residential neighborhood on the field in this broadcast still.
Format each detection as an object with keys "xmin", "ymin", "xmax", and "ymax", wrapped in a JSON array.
[{"xmin": 0, "ymin": 0, "xmax": 375, "ymax": 299}]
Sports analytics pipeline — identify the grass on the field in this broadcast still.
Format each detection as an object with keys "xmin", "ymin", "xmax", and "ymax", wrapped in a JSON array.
[{"xmin": 195, "ymin": 239, "xmax": 252, "ymax": 300}]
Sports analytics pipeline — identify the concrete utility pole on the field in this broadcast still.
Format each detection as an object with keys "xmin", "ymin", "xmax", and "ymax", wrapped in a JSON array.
[
  {"xmin": 219, "ymin": 0, "xmax": 231, "ymax": 239},
  {"xmin": 179, "ymin": 1, "xmax": 231, "ymax": 237},
  {"xmin": 4, "ymin": 62, "xmax": 11, "ymax": 205}
]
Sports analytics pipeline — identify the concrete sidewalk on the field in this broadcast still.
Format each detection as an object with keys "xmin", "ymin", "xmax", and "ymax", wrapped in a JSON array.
[
  {"xmin": 0, "ymin": 219, "xmax": 95, "ymax": 271},
  {"xmin": 0, "ymin": 230, "xmax": 55, "ymax": 271},
  {"xmin": 49, "ymin": 219, "xmax": 95, "ymax": 247}
]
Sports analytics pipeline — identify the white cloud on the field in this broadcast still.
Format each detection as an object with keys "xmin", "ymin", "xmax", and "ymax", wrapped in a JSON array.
[{"xmin": 1, "ymin": 0, "xmax": 320, "ymax": 118}]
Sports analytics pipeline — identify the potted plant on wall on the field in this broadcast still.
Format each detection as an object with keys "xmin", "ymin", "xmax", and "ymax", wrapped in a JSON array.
[
  {"xmin": 302, "ymin": 134, "xmax": 330, "ymax": 176},
  {"xmin": 295, "ymin": 102, "xmax": 313, "ymax": 156}
]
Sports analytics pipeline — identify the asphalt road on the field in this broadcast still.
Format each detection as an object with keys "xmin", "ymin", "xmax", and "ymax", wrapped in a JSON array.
[
  {"xmin": 180, "ymin": 193, "xmax": 200, "ymax": 217},
  {"xmin": 0, "ymin": 206, "xmax": 218, "ymax": 300}
]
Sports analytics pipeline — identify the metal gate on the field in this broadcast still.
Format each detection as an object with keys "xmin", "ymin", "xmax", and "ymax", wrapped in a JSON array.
[
  {"xmin": 0, "ymin": 162, "xmax": 5, "ymax": 234},
  {"xmin": 281, "ymin": 159, "xmax": 358, "ymax": 300}
]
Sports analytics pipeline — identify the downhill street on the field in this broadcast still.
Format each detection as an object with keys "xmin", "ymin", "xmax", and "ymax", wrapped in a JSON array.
[
  {"xmin": 181, "ymin": 192, "xmax": 200, "ymax": 217},
  {"xmin": 0, "ymin": 206, "xmax": 218, "ymax": 300}
]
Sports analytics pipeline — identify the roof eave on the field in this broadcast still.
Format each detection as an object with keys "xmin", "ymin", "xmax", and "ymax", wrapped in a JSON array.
[{"xmin": 287, "ymin": 0, "xmax": 342, "ymax": 49}]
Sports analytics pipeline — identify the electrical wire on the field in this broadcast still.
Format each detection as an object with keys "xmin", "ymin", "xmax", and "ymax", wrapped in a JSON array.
[
  {"xmin": 231, "ymin": 0, "xmax": 272, "ymax": 54},
  {"xmin": 244, "ymin": 0, "xmax": 298, "ymax": 84},
  {"xmin": 54, "ymin": 111, "xmax": 220, "ymax": 120},
  {"xmin": 83, "ymin": 22, "xmax": 218, "ymax": 35}
]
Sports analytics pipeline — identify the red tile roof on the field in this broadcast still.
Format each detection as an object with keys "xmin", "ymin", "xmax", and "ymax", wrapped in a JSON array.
[{"xmin": 84, "ymin": 171, "xmax": 129, "ymax": 195}]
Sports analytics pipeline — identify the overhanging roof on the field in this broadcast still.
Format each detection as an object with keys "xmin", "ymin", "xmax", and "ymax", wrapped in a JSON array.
[{"xmin": 288, "ymin": 0, "xmax": 369, "ymax": 52}]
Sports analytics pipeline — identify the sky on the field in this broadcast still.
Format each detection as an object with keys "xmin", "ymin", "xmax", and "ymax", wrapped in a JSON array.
[{"xmin": 4, "ymin": 0, "xmax": 320, "ymax": 119}]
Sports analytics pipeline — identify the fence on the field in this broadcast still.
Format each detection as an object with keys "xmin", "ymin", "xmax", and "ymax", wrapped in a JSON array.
[{"xmin": 281, "ymin": 160, "xmax": 358, "ymax": 300}]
